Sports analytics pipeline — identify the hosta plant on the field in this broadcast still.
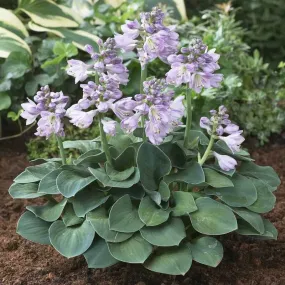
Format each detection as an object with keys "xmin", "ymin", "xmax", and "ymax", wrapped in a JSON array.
[{"xmin": 9, "ymin": 7, "xmax": 280, "ymax": 275}]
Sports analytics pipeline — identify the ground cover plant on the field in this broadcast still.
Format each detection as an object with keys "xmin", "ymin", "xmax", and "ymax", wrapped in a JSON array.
[{"xmin": 9, "ymin": 6, "xmax": 280, "ymax": 276}]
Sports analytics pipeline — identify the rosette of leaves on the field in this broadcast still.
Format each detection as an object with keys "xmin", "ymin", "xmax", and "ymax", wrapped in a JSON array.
[{"xmin": 9, "ymin": 126, "xmax": 280, "ymax": 275}]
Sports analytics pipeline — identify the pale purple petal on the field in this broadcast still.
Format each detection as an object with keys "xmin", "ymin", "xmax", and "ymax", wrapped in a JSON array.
[{"xmin": 213, "ymin": 152, "xmax": 237, "ymax": 171}]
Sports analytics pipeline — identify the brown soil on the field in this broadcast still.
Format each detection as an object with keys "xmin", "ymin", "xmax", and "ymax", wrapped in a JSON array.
[{"xmin": 1, "ymin": 139, "xmax": 285, "ymax": 285}]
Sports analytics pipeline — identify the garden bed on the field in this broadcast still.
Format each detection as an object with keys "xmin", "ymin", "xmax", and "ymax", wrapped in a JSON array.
[{"xmin": 1, "ymin": 138, "xmax": 285, "ymax": 285}]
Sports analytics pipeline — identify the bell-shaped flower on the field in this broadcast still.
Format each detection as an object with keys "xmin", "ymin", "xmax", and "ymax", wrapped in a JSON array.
[
  {"xmin": 67, "ymin": 60, "xmax": 90, "ymax": 83},
  {"xmin": 102, "ymin": 119, "xmax": 116, "ymax": 136},
  {"xmin": 213, "ymin": 152, "xmax": 237, "ymax": 171},
  {"xmin": 219, "ymin": 131, "xmax": 245, "ymax": 153}
]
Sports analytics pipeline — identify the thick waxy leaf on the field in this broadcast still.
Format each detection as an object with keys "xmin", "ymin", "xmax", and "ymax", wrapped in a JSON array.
[
  {"xmin": 0, "ymin": 93, "xmax": 11, "ymax": 110},
  {"xmin": 204, "ymin": 164, "xmax": 235, "ymax": 177},
  {"xmin": 56, "ymin": 169, "xmax": 96, "ymax": 198},
  {"xmin": 88, "ymin": 167, "xmax": 139, "ymax": 188},
  {"xmin": 190, "ymin": 197, "xmax": 237, "ymax": 235},
  {"xmin": 62, "ymin": 203, "xmax": 84, "ymax": 227},
  {"xmin": 38, "ymin": 169, "xmax": 62, "ymax": 194},
  {"xmin": 205, "ymin": 174, "xmax": 257, "ymax": 207},
  {"xmin": 109, "ymin": 134, "xmax": 133, "ymax": 154},
  {"xmin": 87, "ymin": 208, "xmax": 132, "ymax": 243},
  {"xmin": 63, "ymin": 140, "xmax": 99, "ymax": 153},
  {"xmin": 19, "ymin": 0, "xmax": 80, "ymax": 28},
  {"xmin": 247, "ymin": 178, "xmax": 276, "ymax": 213},
  {"xmin": 113, "ymin": 147, "xmax": 136, "ymax": 171},
  {"xmin": 172, "ymin": 191, "xmax": 197, "ymax": 216},
  {"xmin": 27, "ymin": 199, "xmax": 67, "ymax": 222},
  {"xmin": 70, "ymin": 187, "xmax": 109, "ymax": 217},
  {"xmin": 0, "ymin": 8, "xmax": 28, "ymax": 38},
  {"xmin": 144, "ymin": 243, "xmax": 192, "ymax": 275},
  {"xmin": 158, "ymin": 181, "xmax": 170, "ymax": 202},
  {"xmin": 109, "ymin": 184, "xmax": 145, "ymax": 200},
  {"xmin": 239, "ymin": 162, "xmax": 280, "ymax": 191},
  {"xmin": 137, "ymin": 142, "xmax": 171, "ymax": 191},
  {"xmin": 108, "ymin": 233, "xmax": 152, "ymax": 263},
  {"xmin": 26, "ymin": 162, "xmax": 59, "ymax": 180},
  {"xmin": 84, "ymin": 238, "xmax": 118, "ymax": 268},
  {"xmin": 189, "ymin": 237, "xmax": 223, "ymax": 267},
  {"xmin": 233, "ymin": 208, "xmax": 264, "ymax": 234},
  {"xmin": 138, "ymin": 196, "xmax": 170, "ymax": 226},
  {"xmin": 204, "ymin": 168, "xmax": 234, "ymax": 188},
  {"xmin": 49, "ymin": 220, "xmax": 95, "ymax": 258},
  {"xmin": 186, "ymin": 130, "xmax": 209, "ymax": 146},
  {"xmin": 140, "ymin": 218, "xmax": 186, "ymax": 246},
  {"xmin": 74, "ymin": 149, "xmax": 106, "ymax": 167},
  {"xmin": 237, "ymin": 218, "xmax": 278, "ymax": 240},
  {"xmin": 0, "ymin": 27, "xmax": 31, "ymax": 58},
  {"xmin": 159, "ymin": 143, "xmax": 186, "ymax": 168},
  {"xmin": 17, "ymin": 211, "xmax": 51, "ymax": 244},
  {"xmin": 164, "ymin": 161, "xmax": 205, "ymax": 185},
  {"xmin": 14, "ymin": 169, "xmax": 39, "ymax": 183},
  {"xmin": 9, "ymin": 183, "xmax": 44, "ymax": 199},
  {"xmin": 109, "ymin": 195, "xmax": 144, "ymax": 233},
  {"xmin": 106, "ymin": 164, "xmax": 135, "ymax": 182}
]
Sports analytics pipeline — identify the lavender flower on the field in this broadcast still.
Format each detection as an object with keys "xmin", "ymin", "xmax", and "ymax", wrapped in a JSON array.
[
  {"xmin": 21, "ymin": 86, "xmax": 69, "ymax": 138},
  {"xmin": 102, "ymin": 119, "xmax": 116, "ymax": 136},
  {"xmin": 115, "ymin": 7, "xmax": 179, "ymax": 67},
  {"xmin": 166, "ymin": 38, "xmax": 223, "ymax": 93},
  {"xmin": 67, "ymin": 60, "xmax": 90, "ymax": 83},
  {"xmin": 213, "ymin": 152, "xmax": 237, "ymax": 171},
  {"xmin": 219, "ymin": 131, "xmax": 245, "ymax": 153},
  {"xmin": 115, "ymin": 77, "xmax": 185, "ymax": 145}
]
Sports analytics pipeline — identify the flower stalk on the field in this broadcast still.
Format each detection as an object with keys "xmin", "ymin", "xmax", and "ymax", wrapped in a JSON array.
[
  {"xmin": 183, "ymin": 86, "xmax": 192, "ymax": 148},
  {"xmin": 198, "ymin": 135, "xmax": 215, "ymax": 166},
  {"xmin": 56, "ymin": 136, "xmax": 67, "ymax": 165}
]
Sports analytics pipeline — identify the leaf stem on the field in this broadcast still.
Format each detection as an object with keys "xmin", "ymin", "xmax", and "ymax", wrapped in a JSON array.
[
  {"xmin": 98, "ymin": 113, "xmax": 113, "ymax": 167},
  {"xmin": 183, "ymin": 86, "xmax": 192, "ymax": 148},
  {"xmin": 56, "ymin": 136, "xmax": 67, "ymax": 165},
  {"xmin": 0, "ymin": 121, "xmax": 36, "ymax": 141}
]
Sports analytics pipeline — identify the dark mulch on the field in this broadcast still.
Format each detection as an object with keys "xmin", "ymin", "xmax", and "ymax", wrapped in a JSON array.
[{"xmin": 1, "ymin": 137, "xmax": 285, "ymax": 285}]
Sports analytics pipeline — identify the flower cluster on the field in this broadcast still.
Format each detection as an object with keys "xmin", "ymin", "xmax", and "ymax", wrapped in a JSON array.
[
  {"xmin": 115, "ymin": 7, "xmax": 179, "ymax": 67},
  {"xmin": 166, "ymin": 38, "xmax": 223, "ymax": 92},
  {"xmin": 21, "ymin": 86, "xmax": 68, "ymax": 138},
  {"xmin": 200, "ymin": 106, "xmax": 245, "ymax": 171},
  {"xmin": 114, "ymin": 77, "xmax": 185, "ymax": 144},
  {"xmin": 67, "ymin": 38, "xmax": 129, "ymax": 85},
  {"xmin": 66, "ymin": 73, "xmax": 122, "ymax": 135}
]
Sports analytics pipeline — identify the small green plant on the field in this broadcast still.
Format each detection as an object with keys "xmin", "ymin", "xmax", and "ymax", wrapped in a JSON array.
[{"xmin": 9, "ymin": 6, "xmax": 280, "ymax": 276}]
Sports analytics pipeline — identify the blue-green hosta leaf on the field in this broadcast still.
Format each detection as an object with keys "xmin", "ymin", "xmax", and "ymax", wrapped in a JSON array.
[
  {"xmin": 88, "ymin": 167, "xmax": 140, "ymax": 188},
  {"xmin": 237, "ymin": 218, "xmax": 278, "ymax": 240},
  {"xmin": 109, "ymin": 134, "xmax": 133, "ymax": 154},
  {"xmin": 9, "ymin": 183, "xmax": 45, "ymax": 199},
  {"xmin": 137, "ymin": 142, "xmax": 172, "ymax": 191},
  {"xmin": 108, "ymin": 232, "xmax": 152, "ymax": 264},
  {"xmin": 0, "ymin": 8, "xmax": 29, "ymax": 38},
  {"xmin": 38, "ymin": 169, "xmax": 62, "ymax": 194},
  {"xmin": 113, "ymin": 147, "xmax": 136, "ymax": 171},
  {"xmin": 247, "ymin": 178, "xmax": 276, "ymax": 213},
  {"xmin": 0, "ymin": 93, "xmax": 11, "ymax": 111},
  {"xmin": 70, "ymin": 187, "xmax": 109, "ymax": 217},
  {"xmin": 204, "ymin": 168, "xmax": 234, "ymax": 188},
  {"xmin": 27, "ymin": 199, "xmax": 67, "ymax": 222},
  {"xmin": 0, "ymin": 27, "xmax": 31, "ymax": 58},
  {"xmin": 49, "ymin": 220, "xmax": 95, "ymax": 258},
  {"xmin": 140, "ymin": 218, "xmax": 186, "ymax": 247},
  {"xmin": 159, "ymin": 143, "xmax": 186, "ymax": 168},
  {"xmin": 62, "ymin": 203, "xmax": 84, "ymax": 227},
  {"xmin": 109, "ymin": 195, "xmax": 145, "ymax": 233},
  {"xmin": 233, "ymin": 208, "xmax": 264, "ymax": 234},
  {"xmin": 158, "ymin": 181, "xmax": 170, "ymax": 202},
  {"xmin": 189, "ymin": 237, "xmax": 223, "ymax": 267},
  {"xmin": 26, "ymin": 162, "xmax": 60, "ymax": 180},
  {"xmin": 63, "ymin": 140, "xmax": 100, "ymax": 153},
  {"xmin": 56, "ymin": 169, "xmax": 96, "ymax": 198},
  {"xmin": 190, "ymin": 197, "xmax": 237, "ymax": 235},
  {"xmin": 84, "ymin": 238, "xmax": 118, "ymax": 269},
  {"xmin": 87, "ymin": 208, "xmax": 132, "ymax": 243},
  {"xmin": 144, "ymin": 243, "xmax": 192, "ymax": 275},
  {"xmin": 106, "ymin": 164, "xmax": 135, "ymax": 182},
  {"xmin": 205, "ymin": 174, "xmax": 257, "ymax": 207},
  {"xmin": 204, "ymin": 164, "xmax": 235, "ymax": 177},
  {"xmin": 19, "ymin": 0, "xmax": 80, "ymax": 28},
  {"xmin": 164, "ymin": 161, "xmax": 205, "ymax": 185},
  {"xmin": 171, "ymin": 191, "xmax": 198, "ymax": 216},
  {"xmin": 109, "ymin": 184, "xmax": 145, "ymax": 200},
  {"xmin": 74, "ymin": 149, "xmax": 106, "ymax": 167},
  {"xmin": 239, "ymin": 162, "xmax": 280, "ymax": 191},
  {"xmin": 14, "ymin": 169, "xmax": 39, "ymax": 183},
  {"xmin": 138, "ymin": 196, "xmax": 170, "ymax": 226},
  {"xmin": 17, "ymin": 211, "xmax": 51, "ymax": 244}
]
